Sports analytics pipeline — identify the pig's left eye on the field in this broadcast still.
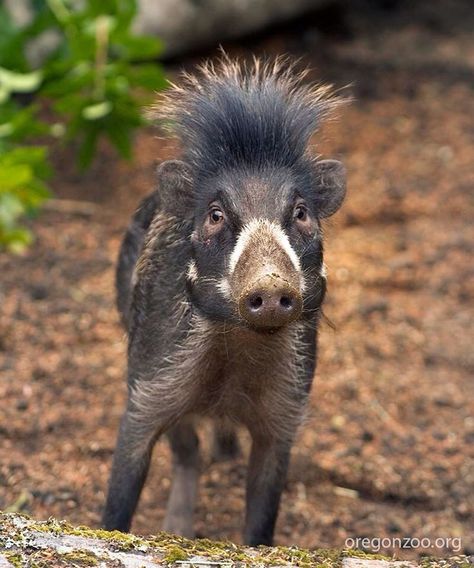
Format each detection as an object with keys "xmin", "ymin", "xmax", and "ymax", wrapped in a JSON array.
[{"xmin": 293, "ymin": 204, "xmax": 308, "ymax": 222}]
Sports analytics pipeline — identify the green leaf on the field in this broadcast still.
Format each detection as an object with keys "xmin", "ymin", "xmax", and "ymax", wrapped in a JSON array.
[
  {"xmin": 52, "ymin": 93, "xmax": 90, "ymax": 117},
  {"xmin": 111, "ymin": 34, "xmax": 163, "ymax": 60},
  {"xmin": 85, "ymin": 15, "xmax": 117, "ymax": 37},
  {"xmin": 0, "ymin": 83, "xmax": 10, "ymax": 104},
  {"xmin": 0, "ymin": 193, "xmax": 26, "ymax": 225},
  {"xmin": 127, "ymin": 64, "xmax": 168, "ymax": 90},
  {"xmin": 42, "ymin": 62, "xmax": 93, "ymax": 96},
  {"xmin": 2, "ymin": 146, "xmax": 51, "ymax": 177},
  {"xmin": 0, "ymin": 67, "xmax": 43, "ymax": 93},
  {"xmin": 106, "ymin": 122, "xmax": 132, "ymax": 159},
  {"xmin": 0, "ymin": 106, "xmax": 49, "ymax": 141},
  {"xmin": 45, "ymin": 0, "xmax": 72, "ymax": 25},
  {"xmin": 0, "ymin": 164, "xmax": 33, "ymax": 192},
  {"xmin": 0, "ymin": 145, "xmax": 51, "ymax": 251},
  {"xmin": 78, "ymin": 126, "xmax": 100, "ymax": 169},
  {"xmin": 0, "ymin": 123, "xmax": 14, "ymax": 138},
  {"xmin": 0, "ymin": 226, "xmax": 33, "ymax": 254},
  {"xmin": 20, "ymin": 179, "xmax": 51, "ymax": 210},
  {"xmin": 0, "ymin": 7, "xmax": 29, "ymax": 70},
  {"xmin": 82, "ymin": 100, "xmax": 113, "ymax": 120}
]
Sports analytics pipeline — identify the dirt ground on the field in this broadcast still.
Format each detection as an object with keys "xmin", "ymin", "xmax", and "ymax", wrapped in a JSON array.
[{"xmin": 0, "ymin": 0, "xmax": 473, "ymax": 560}]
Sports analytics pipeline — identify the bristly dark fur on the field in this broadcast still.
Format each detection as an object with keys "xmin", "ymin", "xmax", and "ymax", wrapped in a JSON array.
[{"xmin": 151, "ymin": 56, "xmax": 343, "ymax": 179}]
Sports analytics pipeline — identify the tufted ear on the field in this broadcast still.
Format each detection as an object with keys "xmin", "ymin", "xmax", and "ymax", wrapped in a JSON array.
[
  {"xmin": 312, "ymin": 159, "xmax": 346, "ymax": 218},
  {"xmin": 155, "ymin": 160, "xmax": 193, "ymax": 215}
]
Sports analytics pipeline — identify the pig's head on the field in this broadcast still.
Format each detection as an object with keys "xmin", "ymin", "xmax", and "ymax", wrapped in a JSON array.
[{"xmin": 154, "ymin": 58, "xmax": 346, "ymax": 331}]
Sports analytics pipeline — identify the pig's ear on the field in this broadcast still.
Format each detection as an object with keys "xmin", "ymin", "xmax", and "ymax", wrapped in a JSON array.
[
  {"xmin": 312, "ymin": 159, "xmax": 346, "ymax": 218},
  {"xmin": 155, "ymin": 160, "xmax": 193, "ymax": 215}
]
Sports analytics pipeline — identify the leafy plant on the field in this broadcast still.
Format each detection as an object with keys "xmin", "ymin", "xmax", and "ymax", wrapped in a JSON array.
[
  {"xmin": 0, "ymin": 85, "xmax": 51, "ymax": 253},
  {"xmin": 0, "ymin": 0, "xmax": 167, "ymax": 251},
  {"xmin": 0, "ymin": 145, "xmax": 51, "ymax": 252}
]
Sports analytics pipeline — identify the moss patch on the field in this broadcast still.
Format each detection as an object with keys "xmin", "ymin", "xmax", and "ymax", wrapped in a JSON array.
[
  {"xmin": 60, "ymin": 550, "xmax": 100, "ymax": 566},
  {"xmin": 164, "ymin": 545, "xmax": 189, "ymax": 564},
  {"xmin": 3, "ymin": 551, "xmax": 23, "ymax": 568},
  {"xmin": 31, "ymin": 518, "xmax": 150, "ymax": 552}
]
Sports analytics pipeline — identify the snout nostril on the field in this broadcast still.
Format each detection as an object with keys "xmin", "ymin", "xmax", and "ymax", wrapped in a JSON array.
[
  {"xmin": 239, "ymin": 282, "xmax": 302, "ymax": 328},
  {"xmin": 249, "ymin": 295, "xmax": 263, "ymax": 310}
]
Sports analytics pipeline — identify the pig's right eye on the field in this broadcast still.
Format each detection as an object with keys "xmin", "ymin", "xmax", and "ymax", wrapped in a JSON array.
[
  {"xmin": 209, "ymin": 208, "xmax": 224, "ymax": 224},
  {"xmin": 203, "ymin": 206, "xmax": 226, "ymax": 238}
]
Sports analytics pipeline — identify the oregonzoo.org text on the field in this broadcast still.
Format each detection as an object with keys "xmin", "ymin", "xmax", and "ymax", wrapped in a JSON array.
[{"xmin": 344, "ymin": 536, "xmax": 463, "ymax": 553}]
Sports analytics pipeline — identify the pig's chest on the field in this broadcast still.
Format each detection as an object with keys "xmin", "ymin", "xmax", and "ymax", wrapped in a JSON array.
[{"xmin": 194, "ymin": 325, "xmax": 302, "ymax": 427}]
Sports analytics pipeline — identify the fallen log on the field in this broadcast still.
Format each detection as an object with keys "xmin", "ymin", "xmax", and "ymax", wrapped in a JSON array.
[{"xmin": 0, "ymin": 513, "xmax": 469, "ymax": 568}]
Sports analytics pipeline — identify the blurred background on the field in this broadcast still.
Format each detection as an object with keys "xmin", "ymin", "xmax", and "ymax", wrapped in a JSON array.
[{"xmin": 0, "ymin": 0, "xmax": 473, "ymax": 559}]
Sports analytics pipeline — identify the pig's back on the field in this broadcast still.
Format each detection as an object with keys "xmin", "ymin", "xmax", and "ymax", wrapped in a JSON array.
[{"xmin": 116, "ymin": 191, "xmax": 161, "ymax": 329}]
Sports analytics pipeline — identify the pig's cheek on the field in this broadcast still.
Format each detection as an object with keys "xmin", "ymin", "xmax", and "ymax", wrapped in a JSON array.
[
  {"xmin": 296, "ymin": 219, "xmax": 319, "ymax": 237},
  {"xmin": 190, "ymin": 229, "xmax": 211, "ymax": 246},
  {"xmin": 199, "ymin": 233, "xmax": 212, "ymax": 246},
  {"xmin": 202, "ymin": 221, "xmax": 226, "ymax": 241}
]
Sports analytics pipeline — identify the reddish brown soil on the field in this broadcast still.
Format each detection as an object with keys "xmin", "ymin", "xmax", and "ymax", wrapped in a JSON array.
[{"xmin": 0, "ymin": 0, "xmax": 473, "ymax": 560}]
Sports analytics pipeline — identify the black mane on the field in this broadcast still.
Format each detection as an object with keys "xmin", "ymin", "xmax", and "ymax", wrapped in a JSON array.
[{"xmin": 155, "ymin": 58, "xmax": 340, "ymax": 179}]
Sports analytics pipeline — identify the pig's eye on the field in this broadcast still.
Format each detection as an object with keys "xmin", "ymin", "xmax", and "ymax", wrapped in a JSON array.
[
  {"xmin": 203, "ymin": 205, "xmax": 226, "ymax": 238},
  {"xmin": 209, "ymin": 208, "xmax": 224, "ymax": 224},
  {"xmin": 293, "ymin": 204, "xmax": 308, "ymax": 222}
]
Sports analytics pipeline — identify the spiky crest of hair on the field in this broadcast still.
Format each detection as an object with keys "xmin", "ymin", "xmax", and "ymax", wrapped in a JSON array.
[{"xmin": 152, "ymin": 56, "xmax": 342, "ymax": 177}]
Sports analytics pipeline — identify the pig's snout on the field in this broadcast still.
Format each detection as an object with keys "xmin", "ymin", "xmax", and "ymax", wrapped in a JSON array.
[
  {"xmin": 228, "ymin": 219, "xmax": 304, "ymax": 329},
  {"xmin": 239, "ymin": 273, "xmax": 302, "ymax": 329}
]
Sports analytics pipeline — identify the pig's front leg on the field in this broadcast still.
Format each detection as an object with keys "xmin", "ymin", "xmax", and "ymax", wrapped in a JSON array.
[
  {"xmin": 102, "ymin": 406, "xmax": 157, "ymax": 532},
  {"xmin": 243, "ymin": 434, "xmax": 294, "ymax": 546},
  {"xmin": 102, "ymin": 389, "xmax": 181, "ymax": 533}
]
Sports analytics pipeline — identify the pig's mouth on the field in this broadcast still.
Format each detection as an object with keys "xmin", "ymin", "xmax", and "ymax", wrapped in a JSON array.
[
  {"xmin": 232, "ymin": 317, "xmax": 294, "ymax": 336},
  {"xmin": 242, "ymin": 317, "xmax": 300, "ymax": 335},
  {"xmin": 244, "ymin": 323, "xmax": 286, "ymax": 335}
]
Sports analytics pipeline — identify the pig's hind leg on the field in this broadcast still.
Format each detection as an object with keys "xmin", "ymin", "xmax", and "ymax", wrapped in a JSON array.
[
  {"xmin": 243, "ymin": 433, "xmax": 293, "ymax": 546},
  {"xmin": 211, "ymin": 420, "xmax": 240, "ymax": 462},
  {"xmin": 163, "ymin": 417, "xmax": 200, "ymax": 538}
]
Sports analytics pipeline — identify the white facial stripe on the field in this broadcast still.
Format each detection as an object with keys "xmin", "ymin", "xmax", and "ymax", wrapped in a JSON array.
[
  {"xmin": 270, "ymin": 221, "xmax": 301, "ymax": 272},
  {"xmin": 186, "ymin": 260, "xmax": 199, "ymax": 283},
  {"xmin": 131, "ymin": 266, "xmax": 138, "ymax": 289},
  {"xmin": 228, "ymin": 219, "xmax": 259, "ymax": 274},
  {"xmin": 228, "ymin": 218, "xmax": 301, "ymax": 274},
  {"xmin": 217, "ymin": 278, "xmax": 232, "ymax": 299},
  {"xmin": 320, "ymin": 262, "xmax": 327, "ymax": 278}
]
